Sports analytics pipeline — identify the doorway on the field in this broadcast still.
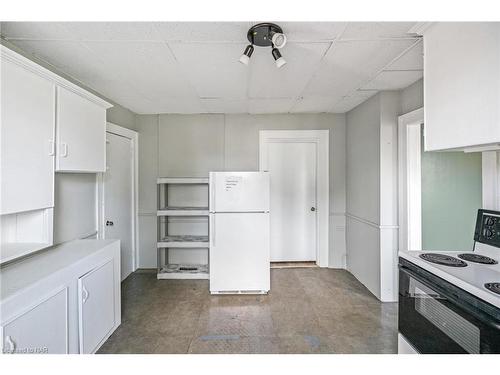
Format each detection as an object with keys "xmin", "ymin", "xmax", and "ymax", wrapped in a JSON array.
[
  {"xmin": 99, "ymin": 123, "xmax": 138, "ymax": 281},
  {"xmin": 259, "ymin": 130, "xmax": 329, "ymax": 267},
  {"xmin": 398, "ymin": 108, "xmax": 483, "ymax": 252}
]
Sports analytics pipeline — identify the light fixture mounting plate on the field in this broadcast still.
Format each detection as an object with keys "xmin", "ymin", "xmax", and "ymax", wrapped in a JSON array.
[{"xmin": 247, "ymin": 23, "xmax": 283, "ymax": 47}]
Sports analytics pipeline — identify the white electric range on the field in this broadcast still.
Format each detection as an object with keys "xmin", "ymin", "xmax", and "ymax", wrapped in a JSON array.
[{"xmin": 397, "ymin": 209, "xmax": 500, "ymax": 354}]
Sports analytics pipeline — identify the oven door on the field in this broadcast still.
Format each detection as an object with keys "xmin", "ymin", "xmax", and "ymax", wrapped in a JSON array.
[{"xmin": 398, "ymin": 258, "xmax": 500, "ymax": 354}]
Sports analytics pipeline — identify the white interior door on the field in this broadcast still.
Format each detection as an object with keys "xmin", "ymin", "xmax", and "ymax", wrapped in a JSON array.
[
  {"xmin": 267, "ymin": 142, "xmax": 317, "ymax": 262},
  {"xmin": 104, "ymin": 132, "xmax": 134, "ymax": 280}
]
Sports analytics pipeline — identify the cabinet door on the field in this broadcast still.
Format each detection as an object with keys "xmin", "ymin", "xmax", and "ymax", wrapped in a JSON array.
[
  {"xmin": 78, "ymin": 260, "xmax": 115, "ymax": 353},
  {"xmin": 56, "ymin": 86, "xmax": 106, "ymax": 172},
  {"xmin": 1, "ymin": 59, "xmax": 55, "ymax": 214},
  {"xmin": 1, "ymin": 288, "xmax": 68, "ymax": 354},
  {"xmin": 424, "ymin": 23, "xmax": 500, "ymax": 151}
]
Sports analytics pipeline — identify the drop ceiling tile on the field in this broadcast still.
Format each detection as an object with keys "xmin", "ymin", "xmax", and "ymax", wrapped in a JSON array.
[
  {"xmin": 3, "ymin": 22, "xmax": 423, "ymax": 115},
  {"xmin": 340, "ymin": 22, "xmax": 418, "ymax": 40},
  {"xmin": 248, "ymin": 42, "xmax": 330, "ymax": 98},
  {"xmin": 290, "ymin": 97, "xmax": 337, "ymax": 113},
  {"xmin": 104, "ymin": 91, "xmax": 156, "ymax": 114},
  {"xmin": 83, "ymin": 41, "xmax": 198, "ymax": 99},
  {"xmin": 303, "ymin": 39, "xmax": 415, "ymax": 99},
  {"xmin": 67, "ymin": 22, "xmax": 161, "ymax": 41},
  {"xmin": 280, "ymin": 22, "xmax": 347, "ymax": 41},
  {"xmin": 360, "ymin": 70, "xmax": 423, "ymax": 90},
  {"xmin": 201, "ymin": 98, "xmax": 248, "ymax": 113},
  {"xmin": 154, "ymin": 22, "xmax": 252, "ymax": 42},
  {"xmin": 169, "ymin": 42, "xmax": 248, "ymax": 98},
  {"xmin": 386, "ymin": 40, "xmax": 423, "ymax": 70},
  {"xmin": 9, "ymin": 40, "xmax": 108, "ymax": 82},
  {"xmin": 248, "ymin": 98, "xmax": 294, "ymax": 114},
  {"xmin": 0, "ymin": 22, "xmax": 75, "ymax": 40},
  {"xmin": 145, "ymin": 97, "xmax": 206, "ymax": 114},
  {"xmin": 330, "ymin": 90, "xmax": 378, "ymax": 113}
]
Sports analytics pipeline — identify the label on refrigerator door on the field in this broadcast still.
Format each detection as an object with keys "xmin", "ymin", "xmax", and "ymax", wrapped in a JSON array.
[
  {"xmin": 225, "ymin": 176, "xmax": 242, "ymax": 190},
  {"xmin": 225, "ymin": 176, "xmax": 243, "ymax": 202}
]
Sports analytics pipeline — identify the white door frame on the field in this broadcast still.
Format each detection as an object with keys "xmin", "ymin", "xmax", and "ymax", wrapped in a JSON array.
[
  {"xmin": 259, "ymin": 130, "xmax": 329, "ymax": 267},
  {"xmin": 98, "ymin": 122, "xmax": 139, "ymax": 273},
  {"xmin": 398, "ymin": 107, "xmax": 424, "ymax": 252},
  {"xmin": 482, "ymin": 151, "xmax": 500, "ymax": 210},
  {"xmin": 399, "ymin": 108, "xmax": 499, "ymax": 251}
]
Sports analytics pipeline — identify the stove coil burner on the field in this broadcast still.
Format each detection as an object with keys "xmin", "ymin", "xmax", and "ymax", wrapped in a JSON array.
[
  {"xmin": 484, "ymin": 283, "xmax": 500, "ymax": 295},
  {"xmin": 458, "ymin": 253, "xmax": 498, "ymax": 265},
  {"xmin": 419, "ymin": 253, "xmax": 468, "ymax": 267}
]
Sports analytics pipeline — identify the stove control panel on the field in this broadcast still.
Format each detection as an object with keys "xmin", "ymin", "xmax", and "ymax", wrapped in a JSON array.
[{"xmin": 474, "ymin": 209, "xmax": 500, "ymax": 248}]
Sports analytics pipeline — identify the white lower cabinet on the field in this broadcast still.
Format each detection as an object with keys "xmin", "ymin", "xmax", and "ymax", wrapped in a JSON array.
[
  {"xmin": 78, "ymin": 260, "xmax": 115, "ymax": 354},
  {"xmin": 0, "ymin": 240, "xmax": 120, "ymax": 354},
  {"xmin": 1, "ymin": 288, "xmax": 68, "ymax": 354}
]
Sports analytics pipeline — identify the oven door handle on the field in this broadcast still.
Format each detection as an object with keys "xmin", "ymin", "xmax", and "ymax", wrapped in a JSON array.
[{"xmin": 399, "ymin": 263, "xmax": 500, "ymax": 331}]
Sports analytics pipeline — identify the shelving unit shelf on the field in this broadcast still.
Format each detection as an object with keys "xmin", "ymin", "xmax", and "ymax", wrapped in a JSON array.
[
  {"xmin": 156, "ymin": 177, "xmax": 210, "ymax": 280},
  {"xmin": 157, "ymin": 235, "xmax": 209, "ymax": 248},
  {"xmin": 157, "ymin": 207, "xmax": 209, "ymax": 216},
  {"xmin": 157, "ymin": 264, "xmax": 209, "ymax": 280}
]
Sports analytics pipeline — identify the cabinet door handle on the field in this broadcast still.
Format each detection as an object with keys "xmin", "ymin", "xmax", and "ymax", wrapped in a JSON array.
[
  {"xmin": 48, "ymin": 140, "xmax": 55, "ymax": 156},
  {"xmin": 5, "ymin": 335, "xmax": 16, "ymax": 353},
  {"xmin": 60, "ymin": 142, "xmax": 68, "ymax": 158},
  {"xmin": 82, "ymin": 286, "xmax": 89, "ymax": 304}
]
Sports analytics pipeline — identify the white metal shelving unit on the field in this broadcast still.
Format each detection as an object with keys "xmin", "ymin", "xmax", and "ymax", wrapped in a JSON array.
[{"xmin": 157, "ymin": 177, "xmax": 209, "ymax": 280}]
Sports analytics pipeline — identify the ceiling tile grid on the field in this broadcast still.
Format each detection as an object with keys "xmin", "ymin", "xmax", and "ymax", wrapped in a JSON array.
[{"xmin": 0, "ymin": 22, "xmax": 422, "ymax": 114}]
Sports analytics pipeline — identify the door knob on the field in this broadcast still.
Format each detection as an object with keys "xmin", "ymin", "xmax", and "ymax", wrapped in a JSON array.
[
  {"xmin": 106, "ymin": 220, "xmax": 114, "ymax": 226},
  {"xmin": 310, "ymin": 207, "xmax": 316, "ymax": 212}
]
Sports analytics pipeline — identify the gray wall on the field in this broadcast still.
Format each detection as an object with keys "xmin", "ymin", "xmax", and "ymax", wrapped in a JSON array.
[
  {"xmin": 400, "ymin": 79, "xmax": 423, "ymax": 115},
  {"xmin": 346, "ymin": 91, "xmax": 400, "ymax": 301},
  {"xmin": 136, "ymin": 113, "xmax": 347, "ymax": 269},
  {"xmin": 137, "ymin": 115, "xmax": 159, "ymax": 267}
]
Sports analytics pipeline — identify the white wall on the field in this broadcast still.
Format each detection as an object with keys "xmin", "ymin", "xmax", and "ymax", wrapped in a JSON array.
[
  {"xmin": 135, "ymin": 113, "xmax": 347, "ymax": 269},
  {"xmin": 346, "ymin": 91, "xmax": 400, "ymax": 302}
]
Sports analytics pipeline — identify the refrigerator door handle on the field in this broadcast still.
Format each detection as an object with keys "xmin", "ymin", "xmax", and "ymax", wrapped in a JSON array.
[
  {"xmin": 210, "ymin": 173, "xmax": 216, "ymax": 212},
  {"xmin": 211, "ymin": 215, "xmax": 216, "ymax": 247}
]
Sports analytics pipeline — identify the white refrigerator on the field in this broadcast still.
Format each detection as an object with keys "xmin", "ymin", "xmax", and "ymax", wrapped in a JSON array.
[{"xmin": 209, "ymin": 171, "xmax": 270, "ymax": 294}]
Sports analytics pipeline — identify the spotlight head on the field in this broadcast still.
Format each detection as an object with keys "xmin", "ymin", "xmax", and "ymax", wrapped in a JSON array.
[
  {"xmin": 271, "ymin": 32, "xmax": 287, "ymax": 49},
  {"xmin": 239, "ymin": 44, "xmax": 254, "ymax": 65},
  {"xmin": 272, "ymin": 48, "xmax": 287, "ymax": 68}
]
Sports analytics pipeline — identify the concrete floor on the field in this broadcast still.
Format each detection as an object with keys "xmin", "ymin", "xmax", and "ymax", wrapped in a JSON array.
[{"xmin": 98, "ymin": 268, "xmax": 398, "ymax": 354}]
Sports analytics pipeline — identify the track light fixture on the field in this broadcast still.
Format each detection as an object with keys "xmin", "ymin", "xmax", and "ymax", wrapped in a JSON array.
[
  {"xmin": 239, "ymin": 44, "xmax": 254, "ymax": 65},
  {"xmin": 271, "ymin": 47, "xmax": 287, "ymax": 68},
  {"xmin": 239, "ymin": 23, "xmax": 287, "ymax": 68}
]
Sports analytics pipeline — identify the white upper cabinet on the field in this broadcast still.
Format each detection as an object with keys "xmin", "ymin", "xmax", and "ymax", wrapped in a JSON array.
[
  {"xmin": 56, "ymin": 87, "xmax": 108, "ymax": 173},
  {"xmin": 1, "ymin": 58, "xmax": 55, "ymax": 215},
  {"xmin": 424, "ymin": 23, "xmax": 500, "ymax": 151},
  {"xmin": 1, "ymin": 45, "xmax": 112, "ymax": 262}
]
